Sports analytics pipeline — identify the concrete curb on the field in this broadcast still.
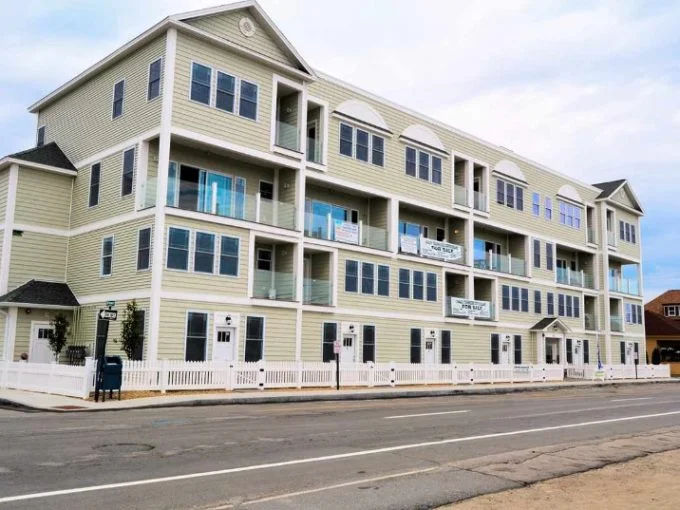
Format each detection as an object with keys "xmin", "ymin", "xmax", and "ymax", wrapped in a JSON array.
[{"xmin": 2, "ymin": 378, "xmax": 678, "ymax": 413}]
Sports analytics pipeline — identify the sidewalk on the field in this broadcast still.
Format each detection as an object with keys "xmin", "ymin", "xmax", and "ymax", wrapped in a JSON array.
[{"xmin": 1, "ymin": 378, "xmax": 678, "ymax": 412}]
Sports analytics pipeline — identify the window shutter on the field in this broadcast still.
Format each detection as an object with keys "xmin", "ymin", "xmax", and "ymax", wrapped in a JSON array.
[
  {"xmin": 533, "ymin": 239, "xmax": 541, "ymax": 268},
  {"xmin": 583, "ymin": 339, "xmax": 590, "ymax": 364},
  {"xmin": 620, "ymin": 342, "xmax": 626, "ymax": 363},
  {"xmin": 566, "ymin": 338, "xmax": 573, "ymax": 364},
  {"xmin": 441, "ymin": 330, "xmax": 451, "ymax": 364},
  {"xmin": 410, "ymin": 329, "xmax": 422, "ymax": 364},
  {"xmin": 514, "ymin": 335, "xmax": 522, "ymax": 364},
  {"xmin": 322, "ymin": 323, "xmax": 337, "ymax": 362},
  {"xmin": 491, "ymin": 334, "xmax": 500, "ymax": 364}
]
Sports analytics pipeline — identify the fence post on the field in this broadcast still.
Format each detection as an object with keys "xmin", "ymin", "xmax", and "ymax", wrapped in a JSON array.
[
  {"xmin": 0, "ymin": 360, "xmax": 8, "ymax": 389},
  {"xmin": 296, "ymin": 360, "xmax": 303, "ymax": 389},
  {"xmin": 257, "ymin": 360, "xmax": 266, "ymax": 390},
  {"xmin": 225, "ymin": 362, "xmax": 232, "ymax": 391},
  {"xmin": 389, "ymin": 362, "xmax": 396, "ymax": 387},
  {"xmin": 368, "ymin": 362, "xmax": 374, "ymax": 388},
  {"xmin": 81, "ymin": 357, "xmax": 94, "ymax": 399},
  {"xmin": 469, "ymin": 363, "xmax": 474, "ymax": 384},
  {"xmin": 160, "ymin": 359, "xmax": 168, "ymax": 394},
  {"xmin": 230, "ymin": 362, "xmax": 237, "ymax": 390},
  {"xmin": 452, "ymin": 364, "xmax": 457, "ymax": 386}
]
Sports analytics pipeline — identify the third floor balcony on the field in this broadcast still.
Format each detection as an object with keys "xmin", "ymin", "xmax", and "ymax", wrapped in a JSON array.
[{"xmin": 473, "ymin": 225, "xmax": 527, "ymax": 277}]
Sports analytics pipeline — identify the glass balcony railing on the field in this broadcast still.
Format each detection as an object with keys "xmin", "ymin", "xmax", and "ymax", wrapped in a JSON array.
[
  {"xmin": 138, "ymin": 178, "xmax": 157, "ymax": 210},
  {"xmin": 609, "ymin": 277, "xmax": 640, "ymax": 296},
  {"xmin": 556, "ymin": 268, "xmax": 595, "ymax": 289},
  {"xmin": 454, "ymin": 184, "xmax": 468, "ymax": 207},
  {"xmin": 585, "ymin": 313, "xmax": 598, "ymax": 331},
  {"xmin": 304, "ymin": 212, "xmax": 388, "ymax": 251},
  {"xmin": 253, "ymin": 269, "xmax": 296, "ymax": 301},
  {"xmin": 474, "ymin": 252, "xmax": 527, "ymax": 277},
  {"xmin": 607, "ymin": 231, "xmax": 616, "ymax": 247},
  {"xmin": 275, "ymin": 120, "xmax": 300, "ymax": 152},
  {"xmin": 587, "ymin": 228, "xmax": 597, "ymax": 244},
  {"xmin": 398, "ymin": 235, "xmax": 465, "ymax": 264},
  {"xmin": 473, "ymin": 191, "xmax": 487, "ymax": 211},
  {"xmin": 306, "ymin": 137, "xmax": 323, "ymax": 164},
  {"xmin": 303, "ymin": 278, "xmax": 332, "ymax": 306},
  {"xmin": 610, "ymin": 315, "xmax": 624, "ymax": 332}
]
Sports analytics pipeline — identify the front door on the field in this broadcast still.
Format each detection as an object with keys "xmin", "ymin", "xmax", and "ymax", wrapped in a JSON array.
[
  {"xmin": 30, "ymin": 322, "xmax": 54, "ymax": 363},
  {"xmin": 500, "ymin": 339, "xmax": 511, "ymax": 365},
  {"xmin": 572, "ymin": 340, "xmax": 584, "ymax": 366},
  {"xmin": 424, "ymin": 338, "xmax": 436, "ymax": 364},
  {"xmin": 341, "ymin": 334, "xmax": 355, "ymax": 363},
  {"xmin": 545, "ymin": 338, "xmax": 561, "ymax": 364},
  {"xmin": 213, "ymin": 326, "xmax": 236, "ymax": 362}
]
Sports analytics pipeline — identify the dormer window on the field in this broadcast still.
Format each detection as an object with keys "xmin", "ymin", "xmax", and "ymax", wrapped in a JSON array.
[{"xmin": 404, "ymin": 146, "xmax": 441, "ymax": 185}]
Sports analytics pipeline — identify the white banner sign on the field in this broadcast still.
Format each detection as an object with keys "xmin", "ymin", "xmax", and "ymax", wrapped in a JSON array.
[
  {"xmin": 399, "ymin": 234, "xmax": 419, "ymax": 255},
  {"xmin": 420, "ymin": 238, "xmax": 463, "ymax": 262},
  {"xmin": 449, "ymin": 297, "xmax": 491, "ymax": 319},
  {"xmin": 334, "ymin": 221, "xmax": 359, "ymax": 244}
]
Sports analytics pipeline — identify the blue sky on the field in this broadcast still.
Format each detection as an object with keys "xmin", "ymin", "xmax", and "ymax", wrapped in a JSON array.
[{"xmin": 1, "ymin": 0, "xmax": 679, "ymax": 300}]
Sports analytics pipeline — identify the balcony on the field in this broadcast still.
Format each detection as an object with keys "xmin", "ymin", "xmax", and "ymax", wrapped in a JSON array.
[
  {"xmin": 557, "ymin": 268, "xmax": 595, "ymax": 289},
  {"xmin": 253, "ymin": 269, "xmax": 296, "ymax": 301},
  {"xmin": 447, "ymin": 296, "xmax": 494, "ymax": 321},
  {"xmin": 473, "ymin": 191, "xmax": 487, "ymax": 212},
  {"xmin": 475, "ymin": 252, "xmax": 526, "ymax": 277},
  {"xmin": 587, "ymin": 228, "xmax": 596, "ymax": 244},
  {"xmin": 305, "ymin": 210, "xmax": 388, "ymax": 250},
  {"xmin": 607, "ymin": 231, "xmax": 616, "ymax": 247},
  {"xmin": 585, "ymin": 313, "xmax": 598, "ymax": 331},
  {"xmin": 303, "ymin": 278, "xmax": 332, "ymax": 306},
  {"xmin": 610, "ymin": 315, "xmax": 624, "ymax": 332},
  {"xmin": 275, "ymin": 120, "xmax": 299, "ymax": 152},
  {"xmin": 274, "ymin": 83, "xmax": 302, "ymax": 153},
  {"xmin": 454, "ymin": 184, "xmax": 468, "ymax": 207},
  {"xmin": 306, "ymin": 137, "xmax": 323, "ymax": 164},
  {"xmin": 609, "ymin": 276, "xmax": 640, "ymax": 296},
  {"xmin": 399, "ymin": 235, "xmax": 465, "ymax": 264}
]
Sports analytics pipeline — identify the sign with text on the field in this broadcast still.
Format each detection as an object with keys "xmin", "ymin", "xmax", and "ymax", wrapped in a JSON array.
[
  {"xmin": 449, "ymin": 297, "xmax": 491, "ymax": 319},
  {"xmin": 98, "ymin": 309, "xmax": 118, "ymax": 321},
  {"xmin": 333, "ymin": 340, "xmax": 342, "ymax": 354},
  {"xmin": 420, "ymin": 238, "xmax": 463, "ymax": 262},
  {"xmin": 334, "ymin": 221, "xmax": 359, "ymax": 245},
  {"xmin": 399, "ymin": 234, "xmax": 419, "ymax": 255}
]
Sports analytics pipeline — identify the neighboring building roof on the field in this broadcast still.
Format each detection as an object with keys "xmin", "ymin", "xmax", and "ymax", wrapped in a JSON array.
[
  {"xmin": 645, "ymin": 310, "xmax": 680, "ymax": 337},
  {"xmin": 646, "ymin": 290, "xmax": 680, "ymax": 316},
  {"xmin": 0, "ymin": 280, "xmax": 79, "ymax": 308},
  {"xmin": 6, "ymin": 142, "xmax": 76, "ymax": 171},
  {"xmin": 592, "ymin": 179, "xmax": 627, "ymax": 199}
]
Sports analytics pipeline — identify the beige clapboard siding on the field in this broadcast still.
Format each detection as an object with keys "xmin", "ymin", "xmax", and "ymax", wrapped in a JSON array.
[
  {"xmin": 173, "ymin": 33, "xmax": 277, "ymax": 153},
  {"xmin": 337, "ymin": 250, "xmax": 443, "ymax": 314},
  {"xmin": 162, "ymin": 218, "xmax": 249, "ymax": 296},
  {"xmin": 186, "ymin": 11, "xmax": 292, "ymax": 66},
  {"xmin": 12, "ymin": 308, "xmax": 68, "ymax": 361},
  {"xmin": 157, "ymin": 299, "xmax": 297, "ymax": 360},
  {"xmin": 73, "ymin": 299, "xmax": 150, "ymax": 359},
  {"xmin": 612, "ymin": 187, "xmax": 637, "ymax": 210},
  {"xmin": 66, "ymin": 218, "xmax": 153, "ymax": 296},
  {"xmin": 0, "ymin": 169, "xmax": 9, "ymax": 223},
  {"xmin": 8, "ymin": 233, "xmax": 68, "ymax": 290},
  {"xmin": 71, "ymin": 149, "xmax": 137, "ymax": 229},
  {"xmin": 612, "ymin": 206, "xmax": 642, "ymax": 260},
  {"xmin": 14, "ymin": 167, "xmax": 73, "ymax": 229},
  {"xmin": 37, "ymin": 36, "xmax": 165, "ymax": 164},
  {"xmin": 300, "ymin": 311, "xmax": 528, "ymax": 364}
]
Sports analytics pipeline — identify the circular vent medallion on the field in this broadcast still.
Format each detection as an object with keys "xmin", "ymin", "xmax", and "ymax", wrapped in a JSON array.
[{"xmin": 239, "ymin": 17, "xmax": 256, "ymax": 38}]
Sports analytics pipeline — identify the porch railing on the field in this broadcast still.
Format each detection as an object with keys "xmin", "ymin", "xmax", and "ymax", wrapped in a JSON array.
[
  {"xmin": 303, "ymin": 278, "xmax": 333, "ymax": 306},
  {"xmin": 252, "ymin": 269, "xmax": 296, "ymax": 301},
  {"xmin": 454, "ymin": 184, "xmax": 468, "ymax": 207},
  {"xmin": 304, "ymin": 211, "xmax": 388, "ymax": 251}
]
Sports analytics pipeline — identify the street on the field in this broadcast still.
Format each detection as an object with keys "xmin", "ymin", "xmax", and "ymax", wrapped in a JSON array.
[{"xmin": 1, "ymin": 384, "xmax": 679, "ymax": 509}]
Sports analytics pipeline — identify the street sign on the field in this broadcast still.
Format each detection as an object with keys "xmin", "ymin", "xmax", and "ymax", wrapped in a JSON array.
[
  {"xmin": 333, "ymin": 340, "xmax": 341, "ymax": 354},
  {"xmin": 99, "ymin": 309, "xmax": 118, "ymax": 321},
  {"xmin": 106, "ymin": 300, "xmax": 116, "ymax": 308}
]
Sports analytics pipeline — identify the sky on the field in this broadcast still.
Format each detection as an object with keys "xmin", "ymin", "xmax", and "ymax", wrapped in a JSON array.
[{"xmin": 0, "ymin": 0, "xmax": 678, "ymax": 300}]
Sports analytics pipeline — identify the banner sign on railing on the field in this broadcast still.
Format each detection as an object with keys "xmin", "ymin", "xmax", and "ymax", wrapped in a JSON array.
[
  {"xmin": 420, "ymin": 238, "xmax": 463, "ymax": 262},
  {"xmin": 334, "ymin": 221, "xmax": 359, "ymax": 244},
  {"xmin": 449, "ymin": 297, "xmax": 491, "ymax": 319},
  {"xmin": 399, "ymin": 234, "xmax": 419, "ymax": 255}
]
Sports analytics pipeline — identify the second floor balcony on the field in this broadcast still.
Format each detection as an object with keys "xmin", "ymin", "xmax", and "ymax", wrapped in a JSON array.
[
  {"xmin": 474, "ymin": 250, "xmax": 526, "ymax": 277},
  {"xmin": 585, "ymin": 313, "xmax": 598, "ymax": 331},
  {"xmin": 610, "ymin": 315, "xmax": 624, "ymax": 332},
  {"xmin": 556, "ymin": 267, "xmax": 595, "ymax": 289}
]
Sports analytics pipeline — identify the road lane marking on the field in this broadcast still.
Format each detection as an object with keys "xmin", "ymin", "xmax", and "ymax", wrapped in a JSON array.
[
  {"xmin": 207, "ymin": 467, "xmax": 440, "ymax": 509},
  {"xmin": 384, "ymin": 410, "xmax": 470, "ymax": 420},
  {"xmin": 502, "ymin": 400, "xmax": 680, "ymax": 420},
  {"xmin": 2, "ymin": 409, "xmax": 680, "ymax": 504},
  {"xmin": 611, "ymin": 397, "xmax": 653, "ymax": 402}
]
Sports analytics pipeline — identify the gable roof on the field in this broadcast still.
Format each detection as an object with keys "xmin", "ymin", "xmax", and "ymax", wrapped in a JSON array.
[
  {"xmin": 0, "ymin": 280, "xmax": 79, "ymax": 309},
  {"xmin": 530, "ymin": 317, "xmax": 572, "ymax": 332},
  {"xmin": 646, "ymin": 290, "xmax": 680, "ymax": 310},
  {"xmin": 592, "ymin": 179, "xmax": 643, "ymax": 213},
  {"xmin": 7, "ymin": 143, "xmax": 76, "ymax": 171},
  {"xmin": 645, "ymin": 310, "xmax": 680, "ymax": 336}
]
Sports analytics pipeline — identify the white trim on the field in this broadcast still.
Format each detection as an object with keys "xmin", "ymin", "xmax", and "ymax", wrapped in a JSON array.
[
  {"xmin": 0, "ymin": 164, "xmax": 18, "ymax": 294},
  {"xmin": 74, "ymin": 128, "xmax": 161, "ymax": 170},
  {"xmin": 2, "ymin": 307, "xmax": 17, "ymax": 361},
  {"xmin": 0, "ymin": 303, "xmax": 74, "ymax": 311},
  {"xmin": 76, "ymin": 289, "xmax": 151, "ymax": 305},
  {"xmin": 71, "ymin": 208, "xmax": 155, "ymax": 237},
  {"xmin": 11, "ymin": 224, "xmax": 69, "ymax": 237},
  {"xmin": 0, "ymin": 157, "xmax": 77, "ymax": 176}
]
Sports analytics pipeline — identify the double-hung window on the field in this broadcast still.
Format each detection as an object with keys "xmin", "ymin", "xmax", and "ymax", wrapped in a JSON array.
[
  {"xmin": 574, "ymin": 296, "xmax": 580, "ymax": 318},
  {"xmin": 245, "ymin": 316, "xmax": 264, "ymax": 362},
  {"xmin": 558, "ymin": 294, "xmax": 565, "ymax": 316},
  {"xmin": 322, "ymin": 322, "xmax": 337, "ymax": 362},
  {"xmin": 219, "ymin": 236, "xmax": 239, "ymax": 276},
  {"xmin": 216, "ymin": 71, "xmax": 236, "ymax": 113},
  {"xmin": 547, "ymin": 292, "xmax": 555, "ymax": 315},
  {"xmin": 412, "ymin": 271, "xmax": 424, "ymax": 300},
  {"xmin": 398, "ymin": 269, "xmax": 410, "ymax": 298},
  {"xmin": 190, "ymin": 63, "xmax": 212, "ymax": 105},
  {"xmin": 406, "ymin": 147, "xmax": 440, "ymax": 184},
  {"xmin": 147, "ymin": 58, "xmax": 162, "ymax": 100},
  {"xmin": 496, "ymin": 179, "xmax": 505, "ymax": 204},
  {"xmin": 559, "ymin": 200, "xmax": 581, "ymax": 229},
  {"xmin": 511, "ymin": 287, "xmax": 520, "ymax": 311},
  {"xmin": 185, "ymin": 312, "xmax": 208, "ymax": 361},
  {"xmin": 410, "ymin": 329, "xmax": 421, "ymax": 363},
  {"xmin": 418, "ymin": 152, "xmax": 429, "ymax": 181},
  {"xmin": 37, "ymin": 126, "xmax": 45, "ymax": 147},
  {"xmin": 371, "ymin": 135, "xmax": 384, "ymax": 166},
  {"xmin": 506, "ymin": 181, "xmax": 515, "ymax": 208},
  {"xmin": 112, "ymin": 80, "xmax": 125, "ymax": 118},
  {"xmin": 121, "ymin": 148, "xmax": 135, "ymax": 196},
  {"xmin": 521, "ymin": 288, "xmax": 529, "ymax": 312},
  {"xmin": 101, "ymin": 236, "xmax": 114, "ymax": 276},
  {"xmin": 194, "ymin": 232, "xmax": 215, "ymax": 273},
  {"xmin": 257, "ymin": 249, "xmax": 272, "ymax": 271},
  {"xmin": 345, "ymin": 260, "xmax": 359, "ymax": 292},
  {"xmin": 356, "ymin": 129, "xmax": 369, "ymax": 162},
  {"xmin": 405, "ymin": 147, "xmax": 417, "ymax": 177},
  {"xmin": 239, "ymin": 80, "xmax": 258, "ymax": 120},
  {"xmin": 502, "ymin": 285, "xmax": 510, "ymax": 310},
  {"xmin": 137, "ymin": 227, "xmax": 151, "ymax": 271},
  {"xmin": 426, "ymin": 273, "xmax": 437, "ymax": 302},
  {"xmin": 377, "ymin": 265, "xmax": 389, "ymax": 296},
  {"xmin": 566, "ymin": 295, "xmax": 573, "ymax": 317},
  {"xmin": 545, "ymin": 197, "xmax": 553, "ymax": 220},
  {"xmin": 534, "ymin": 290, "xmax": 542, "ymax": 314},
  {"xmin": 532, "ymin": 192, "xmax": 540, "ymax": 216},
  {"xmin": 441, "ymin": 330, "xmax": 452, "ymax": 364},
  {"xmin": 516, "ymin": 187, "xmax": 524, "ymax": 211},
  {"xmin": 167, "ymin": 227, "xmax": 190, "ymax": 270},
  {"xmin": 89, "ymin": 163, "xmax": 101, "ymax": 207},
  {"xmin": 546, "ymin": 242, "xmax": 554, "ymax": 271},
  {"xmin": 431, "ymin": 156, "xmax": 442, "ymax": 184},
  {"xmin": 533, "ymin": 239, "xmax": 541, "ymax": 268},
  {"xmin": 340, "ymin": 123, "xmax": 353, "ymax": 157},
  {"xmin": 361, "ymin": 262, "xmax": 375, "ymax": 295},
  {"xmin": 362, "ymin": 325, "xmax": 375, "ymax": 363}
]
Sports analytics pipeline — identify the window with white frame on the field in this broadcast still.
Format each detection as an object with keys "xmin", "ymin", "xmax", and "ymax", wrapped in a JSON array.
[
  {"xmin": 558, "ymin": 200, "xmax": 582, "ymax": 229},
  {"xmin": 190, "ymin": 63, "xmax": 211, "ymax": 105},
  {"xmin": 502, "ymin": 285, "xmax": 529, "ymax": 312},
  {"xmin": 322, "ymin": 322, "xmax": 337, "ymax": 362},
  {"xmin": 245, "ymin": 316, "xmax": 265, "ymax": 361},
  {"xmin": 185, "ymin": 312, "xmax": 208, "ymax": 361},
  {"xmin": 147, "ymin": 58, "xmax": 162, "ymax": 101},
  {"xmin": 534, "ymin": 290, "xmax": 542, "ymax": 314},
  {"xmin": 112, "ymin": 80, "xmax": 125, "ymax": 119},
  {"xmin": 345, "ymin": 260, "xmax": 359, "ymax": 292},
  {"xmin": 664, "ymin": 305, "xmax": 679, "ymax": 317},
  {"xmin": 426, "ymin": 272, "xmax": 437, "ymax": 302},
  {"xmin": 532, "ymin": 192, "xmax": 540, "ymax": 216},
  {"xmin": 547, "ymin": 292, "xmax": 555, "ymax": 315},
  {"xmin": 533, "ymin": 239, "xmax": 541, "ymax": 268},
  {"xmin": 619, "ymin": 220, "xmax": 637, "ymax": 244},
  {"xmin": 194, "ymin": 232, "xmax": 216, "ymax": 274},
  {"xmin": 121, "ymin": 148, "xmax": 135, "ymax": 196},
  {"xmin": 405, "ymin": 147, "xmax": 417, "ymax": 177},
  {"xmin": 219, "ymin": 236, "xmax": 239, "ymax": 276},
  {"xmin": 363, "ymin": 325, "xmax": 376, "ymax": 363},
  {"xmin": 404, "ymin": 146, "xmax": 442, "ymax": 185},
  {"xmin": 545, "ymin": 196, "xmax": 553, "ymax": 220},
  {"xmin": 558, "ymin": 293, "xmax": 580, "ymax": 318},
  {"xmin": 101, "ymin": 236, "xmax": 114, "ymax": 276},
  {"xmin": 398, "ymin": 268, "xmax": 410, "ymax": 298},
  {"xmin": 256, "ymin": 249, "xmax": 272, "ymax": 271},
  {"xmin": 625, "ymin": 303, "xmax": 643, "ymax": 324},
  {"xmin": 239, "ymin": 80, "xmax": 258, "ymax": 120},
  {"xmin": 190, "ymin": 62, "xmax": 257, "ymax": 119},
  {"xmin": 216, "ymin": 71, "xmax": 236, "ymax": 113},
  {"xmin": 377, "ymin": 265, "xmax": 389, "ymax": 297},
  {"xmin": 137, "ymin": 227, "xmax": 151, "ymax": 271},
  {"xmin": 89, "ymin": 163, "xmax": 101, "ymax": 207},
  {"xmin": 496, "ymin": 179, "xmax": 524, "ymax": 210},
  {"xmin": 339, "ymin": 123, "xmax": 384, "ymax": 167},
  {"xmin": 361, "ymin": 262, "xmax": 375, "ymax": 295},
  {"xmin": 167, "ymin": 227, "xmax": 190, "ymax": 270},
  {"xmin": 412, "ymin": 271, "xmax": 424, "ymax": 300}
]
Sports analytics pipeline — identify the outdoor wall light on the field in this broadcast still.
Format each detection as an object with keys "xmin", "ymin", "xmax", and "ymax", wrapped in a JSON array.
[{"xmin": 225, "ymin": 315, "xmax": 232, "ymax": 325}]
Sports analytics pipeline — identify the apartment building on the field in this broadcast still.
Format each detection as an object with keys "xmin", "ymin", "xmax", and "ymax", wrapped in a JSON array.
[{"xmin": 0, "ymin": 1, "xmax": 645, "ymax": 367}]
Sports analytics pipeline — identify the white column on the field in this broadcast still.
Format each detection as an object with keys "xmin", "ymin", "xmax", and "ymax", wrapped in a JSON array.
[
  {"xmin": 3, "ymin": 308, "xmax": 17, "ymax": 362},
  {"xmin": 0, "ymin": 164, "xmax": 18, "ymax": 295},
  {"xmin": 135, "ymin": 140, "xmax": 149, "ymax": 210},
  {"xmin": 388, "ymin": 198, "xmax": 399, "ymax": 253},
  {"xmin": 465, "ymin": 160, "xmax": 474, "ymax": 208},
  {"xmin": 147, "ymin": 27, "xmax": 177, "ymax": 362},
  {"xmin": 600, "ymin": 204, "xmax": 612, "ymax": 364}
]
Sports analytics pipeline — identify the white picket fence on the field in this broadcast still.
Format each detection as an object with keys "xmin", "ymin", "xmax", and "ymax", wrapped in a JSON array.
[{"xmin": 0, "ymin": 359, "xmax": 672, "ymax": 399}]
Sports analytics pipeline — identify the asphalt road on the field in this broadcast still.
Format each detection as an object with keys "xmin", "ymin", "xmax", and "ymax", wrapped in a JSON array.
[{"xmin": 1, "ymin": 384, "xmax": 680, "ymax": 509}]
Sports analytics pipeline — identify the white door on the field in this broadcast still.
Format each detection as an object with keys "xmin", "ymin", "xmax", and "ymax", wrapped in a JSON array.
[
  {"xmin": 213, "ymin": 326, "xmax": 236, "ymax": 362},
  {"xmin": 340, "ymin": 334, "xmax": 355, "ymax": 363},
  {"xmin": 499, "ymin": 339, "xmax": 511, "ymax": 365},
  {"xmin": 572, "ymin": 340, "xmax": 584, "ymax": 366},
  {"xmin": 625, "ymin": 342, "xmax": 634, "ymax": 365},
  {"xmin": 30, "ymin": 323, "xmax": 54, "ymax": 363},
  {"xmin": 545, "ymin": 338, "xmax": 561, "ymax": 364},
  {"xmin": 424, "ymin": 339, "xmax": 436, "ymax": 364}
]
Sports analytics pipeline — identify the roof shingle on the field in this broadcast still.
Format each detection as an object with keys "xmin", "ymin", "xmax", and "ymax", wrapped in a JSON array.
[
  {"xmin": 0, "ymin": 280, "xmax": 79, "ymax": 307},
  {"xmin": 7, "ymin": 142, "xmax": 76, "ymax": 171}
]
